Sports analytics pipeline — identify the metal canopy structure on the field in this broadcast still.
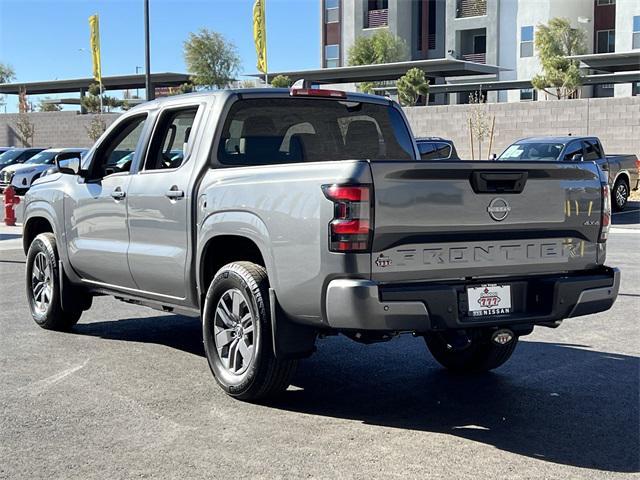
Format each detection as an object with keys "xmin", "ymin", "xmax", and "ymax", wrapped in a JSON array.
[
  {"xmin": 424, "ymin": 71, "xmax": 640, "ymax": 94},
  {"xmin": 250, "ymin": 58, "xmax": 503, "ymax": 84},
  {"xmin": 567, "ymin": 51, "xmax": 640, "ymax": 73},
  {"xmin": 0, "ymin": 72, "xmax": 191, "ymax": 95}
]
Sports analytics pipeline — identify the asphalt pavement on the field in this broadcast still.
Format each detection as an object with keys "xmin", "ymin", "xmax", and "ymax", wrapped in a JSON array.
[{"xmin": 1, "ymin": 205, "xmax": 638, "ymax": 479}]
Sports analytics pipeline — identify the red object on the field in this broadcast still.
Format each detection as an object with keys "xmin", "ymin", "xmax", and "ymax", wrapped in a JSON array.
[
  {"xmin": 322, "ymin": 184, "xmax": 372, "ymax": 252},
  {"xmin": 600, "ymin": 183, "xmax": 611, "ymax": 243},
  {"xmin": 323, "ymin": 185, "xmax": 370, "ymax": 202},
  {"xmin": 290, "ymin": 88, "xmax": 347, "ymax": 99},
  {"xmin": 3, "ymin": 185, "xmax": 21, "ymax": 226}
]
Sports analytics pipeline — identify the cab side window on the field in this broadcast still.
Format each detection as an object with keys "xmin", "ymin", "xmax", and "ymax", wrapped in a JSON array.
[
  {"xmin": 583, "ymin": 140, "xmax": 602, "ymax": 161},
  {"xmin": 563, "ymin": 142, "xmax": 583, "ymax": 162},
  {"xmin": 144, "ymin": 107, "xmax": 198, "ymax": 171},
  {"xmin": 90, "ymin": 114, "xmax": 148, "ymax": 179}
]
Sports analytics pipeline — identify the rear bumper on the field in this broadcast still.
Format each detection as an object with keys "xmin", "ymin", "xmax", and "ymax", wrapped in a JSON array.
[{"xmin": 325, "ymin": 267, "xmax": 620, "ymax": 332}]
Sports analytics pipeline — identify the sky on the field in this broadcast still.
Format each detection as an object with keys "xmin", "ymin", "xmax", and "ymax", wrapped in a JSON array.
[{"xmin": 0, "ymin": 0, "xmax": 320, "ymax": 112}]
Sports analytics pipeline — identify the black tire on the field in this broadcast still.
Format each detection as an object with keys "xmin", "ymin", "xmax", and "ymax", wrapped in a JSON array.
[
  {"xmin": 612, "ymin": 178, "xmax": 629, "ymax": 212},
  {"xmin": 425, "ymin": 329, "xmax": 518, "ymax": 373},
  {"xmin": 25, "ymin": 233, "xmax": 84, "ymax": 331},
  {"xmin": 202, "ymin": 262, "xmax": 297, "ymax": 401}
]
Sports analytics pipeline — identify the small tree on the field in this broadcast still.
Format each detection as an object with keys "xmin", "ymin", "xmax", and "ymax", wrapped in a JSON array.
[
  {"xmin": 468, "ymin": 92, "xmax": 491, "ymax": 160},
  {"xmin": 169, "ymin": 82, "xmax": 195, "ymax": 95},
  {"xmin": 38, "ymin": 98, "xmax": 62, "ymax": 112},
  {"xmin": 348, "ymin": 30, "xmax": 408, "ymax": 93},
  {"xmin": 397, "ymin": 68, "xmax": 430, "ymax": 106},
  {"xmin": 270, "ymin": 75, "xmax": 291, "ymax": 88},
  {"xmin": 0, "ymin": 62, "xmax": 15, "ymax": 83},
  {"xmin": 183, "ymin": 29, "xmax": 241, "ymax": 89},
  {"xmin": 348, "ymin": 30, "xmax": 408, "ymax": 66},
  {"xmin": 16, "ymin": 114, "xmax": 35, "ymax": 147},
  {"xmin": 0, "ymin": 63, "xmax": 15, "ymax": 111},
  {"xmin": 531, "ymin": 18, "xmax": 586, "ymax": 100},
  {"xmin": 85, "ymin": 115, "xmax": 107, "ymax": 143}
]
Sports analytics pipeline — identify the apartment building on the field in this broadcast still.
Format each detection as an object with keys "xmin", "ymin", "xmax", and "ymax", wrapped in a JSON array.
[{"xmin": 320, "ymin": 0, "xmax": 640, "ymax": 102}]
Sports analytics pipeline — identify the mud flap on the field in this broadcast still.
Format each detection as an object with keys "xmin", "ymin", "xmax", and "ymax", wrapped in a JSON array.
[
  {"xmin": 58, "ymin": 260, "xmax": 91, "ymax": 312},
  {"xmin": 269, "ymin": 288, "xmax": 316, "ymax": 360}
]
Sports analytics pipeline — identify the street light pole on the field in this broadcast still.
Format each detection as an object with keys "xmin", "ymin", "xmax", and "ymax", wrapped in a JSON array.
[{"xmin": 144, "ymin": 0, "xmax": 154, "ymax": 100}]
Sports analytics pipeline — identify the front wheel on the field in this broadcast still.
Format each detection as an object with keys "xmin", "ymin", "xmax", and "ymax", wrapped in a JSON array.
[
  {"xmin": 26, "ymin": 233, "xmax": 84, "ymax": 331},
  {"xmin": 425, "ymin": 329, "xmax": 518, "ymax": 373},
  {"xmin": 202, "ymin": 262, "xmax": 297, "ymax": 401},
  {"xmin": 612, "ymin": 178, "xmax": 629, "ymax": 212}
]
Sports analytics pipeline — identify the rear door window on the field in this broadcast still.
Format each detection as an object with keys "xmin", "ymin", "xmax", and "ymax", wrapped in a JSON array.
[
  {"xmin": 563, "ymin": 141, "xmax": 584, "ymax": 161},
  {"xmin": 217, "ymin": 97, "xmax": 414, "ymax": 166},
  {"xmin": 419, "ymin": 142, "xmax": 452, "ymax": 160},
  {"xmin": 583, "ymin": 140, "xmax": 602, "ymax": 161},
  {"xmin": 144, "ymin": 107, "xmax": 199, "ymax": 170}
]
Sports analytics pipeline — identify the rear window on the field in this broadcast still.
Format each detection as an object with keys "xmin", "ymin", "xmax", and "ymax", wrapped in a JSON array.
[
  {"xmin": 217, "ymin": 98, "xmax": 414, "ymax": 166},
  {"xmin": 418, "ymin": 141, "xmax": 452, "ymax": 160},
  {"xmin": 498, "ymin": 143, "xmax": 564, "ymax": 161}
]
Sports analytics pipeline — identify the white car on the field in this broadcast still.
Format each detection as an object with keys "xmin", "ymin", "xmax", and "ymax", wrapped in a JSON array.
[{"xmin": 0, "ymin": 148, "xmax": 87, "ymax": 194}]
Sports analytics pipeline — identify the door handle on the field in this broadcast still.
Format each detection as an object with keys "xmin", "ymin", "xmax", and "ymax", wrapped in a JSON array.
[
  {"xmin": 111, "ymin": 187, "xmax": 126, "ymax": 200},
  {"xmin": 165, "ymin": 186, "xmax": 184, "ymax": 199}
]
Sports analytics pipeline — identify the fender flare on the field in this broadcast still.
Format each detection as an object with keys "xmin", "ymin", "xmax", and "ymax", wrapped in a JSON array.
[{"xmin": 196, "ymin": 210, "xmax": 277, "ymax": 295}]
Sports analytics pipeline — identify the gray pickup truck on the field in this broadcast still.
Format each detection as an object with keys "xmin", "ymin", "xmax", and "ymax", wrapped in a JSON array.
[
  {"xmin": 23, "ymin": 88, "xmax": 619, "ymax": 400},
  {"xmin": 498, "ymin": 136, "xmax": 639, "ymax": 211}
]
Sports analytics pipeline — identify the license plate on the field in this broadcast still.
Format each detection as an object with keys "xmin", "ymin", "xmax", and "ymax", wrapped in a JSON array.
[{"xmin": 467, "ymin": 284, "xmax": 512, "ymax": 317}]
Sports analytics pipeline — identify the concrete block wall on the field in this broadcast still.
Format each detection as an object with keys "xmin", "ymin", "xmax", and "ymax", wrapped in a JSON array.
[
  {"xmin": 1, "ymin": 97, "xmax": 638, "ymax": 158},
  {"xmin": 0, "ymin": 112, "xmax": 120, "ymax": 149},
  {"xmin": 404, "ymin": 96, "xmax": 640, "ymax": 159}
]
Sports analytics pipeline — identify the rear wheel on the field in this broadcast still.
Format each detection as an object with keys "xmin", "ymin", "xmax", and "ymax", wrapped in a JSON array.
[
  {"xmin": 612, "ymin": 178, "xmax": 629, "ymax": 212},
  {"xmin": 202, "ymin": 262, "xmax": 297, "ymax": 401},
  {"xmin": 26, "ymin": 233, "xmax": 86, "ymax": 331},
  {"xmin": 425, "ymin": 329, "xmax": 518, "ymax": 373}
]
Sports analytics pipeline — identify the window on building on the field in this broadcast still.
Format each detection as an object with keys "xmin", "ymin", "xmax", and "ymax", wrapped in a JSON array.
[
  {"xmin": 520, "ymin": 26, "xmax": 534, "ymax": 57},
  {"xmin": 520, "ymin": 88, "xmax": 537, "ymax": 101},
  {"xmin": 365, "ymin": 0, "xmax": 389, "ymax": 28},
  {"xmin": 596, "ymin": 30, "xmax": 616, "ymax": 53},
  {"xmin": 633, "ymin": 82, "xmax": 640, "ymax": 96},
  {"xmin": 596, "ymin": 0, "xmax": 615, "ymax": 5},
  {"xmin": 325, "ymin": 44, "xmax": 339, "ymax": 68},
  {"xmin": 634, "ymin": 16, "xmax": 640, "ymax": 49},
  {"xmin": 325, "ymin": 0, "xmax": 339, "ymax": 23}
]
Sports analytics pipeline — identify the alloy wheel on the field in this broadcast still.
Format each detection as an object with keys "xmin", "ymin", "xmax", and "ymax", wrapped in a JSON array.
[
  {"xmin": 213, "ymin": 289, "xmax": 256, "ymax": 376},
  {"xmin": 616, "ymin": 183, "xmax": 627, "ymax": 209},
  {"xmin": 31, "ymin": 252, "xmax": 52, "ymax": 314}
]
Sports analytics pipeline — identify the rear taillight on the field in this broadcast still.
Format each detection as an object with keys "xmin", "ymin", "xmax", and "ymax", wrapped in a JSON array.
[
  {"xmin": 600, "ymin": 183, "xmax": 611, "ymax": 243},
  {"xmin": 322, "ymin": 184, "xmax": 372, "ymax": 252}
]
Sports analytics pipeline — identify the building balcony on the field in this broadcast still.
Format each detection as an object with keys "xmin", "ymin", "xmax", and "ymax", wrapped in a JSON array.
[
  {"xmin": 462, "ymin": 52, "xmax": 486, "ymax": 64},
  {"xmin": 366, "ymin": 8, "xmax": 388, "ymax": 28},
  {"xmin": 456, "ymin": 0, "xmax": 487, "ymax": 18}
]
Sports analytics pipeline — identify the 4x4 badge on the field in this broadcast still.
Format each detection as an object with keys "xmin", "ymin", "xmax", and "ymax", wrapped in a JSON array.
[{"xmin": 375, "ymin": 254, "xmax": 392, "ymax": 268}]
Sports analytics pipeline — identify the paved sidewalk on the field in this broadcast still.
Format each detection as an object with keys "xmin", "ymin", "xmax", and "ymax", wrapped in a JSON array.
[{"xmin": 0, "ymin": 223, "xmax": 23, "ymax": 251}]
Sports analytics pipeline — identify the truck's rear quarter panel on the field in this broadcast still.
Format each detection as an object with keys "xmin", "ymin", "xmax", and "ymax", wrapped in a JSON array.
[{"xmin": 198, "ymin": 160, "xmax": 372, "ymax": 324}]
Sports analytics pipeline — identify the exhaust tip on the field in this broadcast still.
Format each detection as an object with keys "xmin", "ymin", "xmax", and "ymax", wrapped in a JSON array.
[{"xmin": 492, "ymin": 329, "xmax": 514, "ymax": 345}]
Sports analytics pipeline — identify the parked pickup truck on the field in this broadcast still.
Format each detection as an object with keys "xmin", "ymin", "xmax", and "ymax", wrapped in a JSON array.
[
  {"xmin": 23, "ymin": 88, "xmax": 620, "ymax": 401},
  {"xmin": 498, "ymin": 136, "xmax": 639, "ymax": 211}
]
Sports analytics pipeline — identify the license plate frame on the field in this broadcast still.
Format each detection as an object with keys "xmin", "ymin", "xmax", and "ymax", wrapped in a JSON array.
[{"xmin": 466, "ymin": 284, "xmax": 512, "ymax": 317}]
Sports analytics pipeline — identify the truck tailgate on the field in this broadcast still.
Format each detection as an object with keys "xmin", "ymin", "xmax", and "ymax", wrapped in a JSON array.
[{"xmin": 370, "ymin": 161, "xmax": 603, "ymax": 282}]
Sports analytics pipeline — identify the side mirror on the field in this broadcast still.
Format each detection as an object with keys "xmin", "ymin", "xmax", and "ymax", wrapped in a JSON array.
[{"xmin": 55, "ymin": 152, "xmax": 82, "ymax": 176}]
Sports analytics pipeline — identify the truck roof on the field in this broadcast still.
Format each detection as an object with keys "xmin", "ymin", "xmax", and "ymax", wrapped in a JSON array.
[
  {"xmin": 516, "ymin": 136, "xmax": 599, "ymax": 145},
  {"xmin": 128, "ymin": 88, "xmax": 391, "ymax": 112}
]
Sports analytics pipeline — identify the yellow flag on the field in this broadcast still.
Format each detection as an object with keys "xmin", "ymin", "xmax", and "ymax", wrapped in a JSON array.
[
  {"xmin": 253, "ymin": 0, "xmax": 267, "ymax": 74},
  {"xmin": 89, "ymin": 14, "xmax": 102, "ymax": 83}
]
